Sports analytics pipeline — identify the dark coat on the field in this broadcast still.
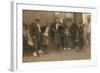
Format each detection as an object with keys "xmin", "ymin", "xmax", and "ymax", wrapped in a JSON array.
[
  {"xmin": 29, "ymin": 22, "xmax": 42, "ymax": 41},
  {"xmin": 50, "ymin": 22, "xmax": 63, "ymax": 46},
  {"xmin": 29, "ymin": 22, "xmax": 42, "ymax": 49},
  {"xmin": 78, "ymin": 26, "xmax": 84, "ymax": 46},
  {"xmin": 69, "ymin": 23, "xmax": 78, "ymax": 41}
]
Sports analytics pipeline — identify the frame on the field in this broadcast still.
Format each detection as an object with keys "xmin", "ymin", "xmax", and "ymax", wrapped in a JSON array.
[{"xmin": 11, "ymin": 1, "xmax": 97, "ymax": 71}]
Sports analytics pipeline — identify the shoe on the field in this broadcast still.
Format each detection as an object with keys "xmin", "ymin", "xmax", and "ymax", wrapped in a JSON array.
[
  {"xmin": 38, "ymin": 50, "xmax": 44, "ymax": 53},
  {"xmin": 68, "ymin": 48, "xmax": 71, "ymax": 50},
  {"xmin": 32, "ymin": 52, "xmax": 38, "ymax": 57},
  {"xmin": 64, "ymin": 48, "xmax": 67, "ymax": 50}
]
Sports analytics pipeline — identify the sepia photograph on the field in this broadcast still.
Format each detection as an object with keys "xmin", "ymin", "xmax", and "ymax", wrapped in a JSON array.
[
  {"xmin": 22, "ymin": 10, "xmax": 91, "ymax": 62},
  {"xmin": 11, "ymin": 2, "xmax": 97, "ymax": 71}
]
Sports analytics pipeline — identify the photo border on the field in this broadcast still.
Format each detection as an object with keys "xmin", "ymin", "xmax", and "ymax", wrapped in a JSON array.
[{"xmin": 11, "ymin": 1, "xmax": 97, "ymax": 71}]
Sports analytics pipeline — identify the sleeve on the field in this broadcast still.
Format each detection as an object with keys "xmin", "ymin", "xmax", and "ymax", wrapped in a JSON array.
[
  {"xmin": 51, "ymin": 23, "xmax": 57, "ymax": 32},
  {"xmin": 29, "ymin": 23, "xmax": 35, "ymax": 37}
]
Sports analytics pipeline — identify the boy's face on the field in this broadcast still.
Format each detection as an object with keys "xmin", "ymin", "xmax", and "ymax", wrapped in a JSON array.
[{"xmin": 55, "ymin": 18, "xmax": 59, "ymax": 22}]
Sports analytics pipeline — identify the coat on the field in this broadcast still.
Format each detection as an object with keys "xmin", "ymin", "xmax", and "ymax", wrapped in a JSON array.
[
  {"xmin": 29, "ymin": 22, "xmax": 42, "ymax": 41},
  {"xmin": 29, "ymin": 22, "xmax": 42, "ymax": 49},
  {"xmin": 69, "ymin": 23, "xmax": 78, "ymax": 41},
  {"xmin": 51, "ymin": 22, "xmax": 63, "ymax": 45}
]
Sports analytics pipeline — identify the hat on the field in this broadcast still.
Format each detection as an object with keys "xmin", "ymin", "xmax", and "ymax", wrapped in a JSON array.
[{"xmin": 35, "ymin": 17, "xmax": 40, "ymax": 21}]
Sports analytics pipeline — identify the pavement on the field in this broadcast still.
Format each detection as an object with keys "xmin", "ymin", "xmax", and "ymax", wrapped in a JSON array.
[{"xmin": 23, "ymin": 43, "xmax": 91, "ymax": 62}]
